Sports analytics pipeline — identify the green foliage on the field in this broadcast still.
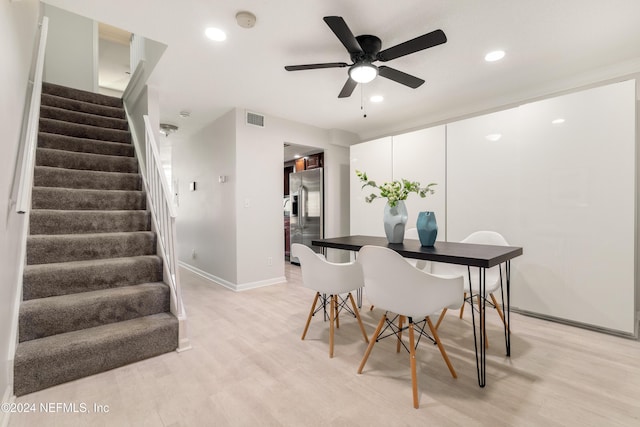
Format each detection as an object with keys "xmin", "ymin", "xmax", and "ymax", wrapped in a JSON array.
[{"xmin": 355, "ymin": 170, "xmax": 436, "ymax": 208}]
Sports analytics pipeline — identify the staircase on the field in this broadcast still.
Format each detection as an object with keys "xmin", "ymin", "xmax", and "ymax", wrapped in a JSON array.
[{"xmin": 13, "ymin": 83, "xmax": 178, "ymax": 396}]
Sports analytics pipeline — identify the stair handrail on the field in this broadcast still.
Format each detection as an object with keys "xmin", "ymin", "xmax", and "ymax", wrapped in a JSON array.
[
  {"xmin": 141, "ymin": 115, "xmax": 186, "ymax": 322},
  {"xmin": 16, "ymin": 16, "xmax": 49, "ymax": 214}
]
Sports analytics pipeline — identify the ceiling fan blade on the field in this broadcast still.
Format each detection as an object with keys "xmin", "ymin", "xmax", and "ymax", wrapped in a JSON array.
[
  {"xmin": 338, "ymin": 78, "xmax": 357, "ymax": 98},
  {"xmin": 377, "ymin": 29, "xmax": 447, "ymax": 62},
  {"xmin": 323, "ymin": 16, "xmax": 363, "ymax": 55},
  {"xmin": 285, "ymin": 62, "xmax": 349, "ymax": 71},
  {"xmin": 378, "ymin": 66, "xmax": 425, "ymax": 88}
]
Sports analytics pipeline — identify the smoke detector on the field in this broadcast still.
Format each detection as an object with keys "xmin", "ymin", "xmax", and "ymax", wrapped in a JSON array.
[
  {"xmin": 159, "ymin": 123, "xmax": 178, "ymax": 137},
  {"xmin": 236, "ymin": 11, "xmax": 256, "ymax": 28}
]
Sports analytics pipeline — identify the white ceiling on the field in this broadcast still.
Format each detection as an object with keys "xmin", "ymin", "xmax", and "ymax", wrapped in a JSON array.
[{"xmin": 46, "ymin": 0, "xmax": 640, "ymax": 143}]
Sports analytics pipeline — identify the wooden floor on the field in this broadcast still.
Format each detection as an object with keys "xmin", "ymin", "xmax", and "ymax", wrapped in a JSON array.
[{"xmin": 9, "ymin": 263, "xmax": 640, "ymax": 426}]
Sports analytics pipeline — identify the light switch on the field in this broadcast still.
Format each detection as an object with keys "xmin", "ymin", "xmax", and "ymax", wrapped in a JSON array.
[{"xmin": 189, "ymin": 182, "xmax": 196, "ymax": 191}]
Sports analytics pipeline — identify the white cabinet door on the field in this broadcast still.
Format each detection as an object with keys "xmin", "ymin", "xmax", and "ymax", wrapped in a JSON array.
[
  {"xmin": 350, "ymin": 137, "xmax": 392, "ymax": 236},
  {"xmin": 392, "ymin": 126, "xmax": 446, "ymax": 239},
  {"xmin": 446, "ymin": 108, "xmax": 521, "ymax": 244},
  {"xmin": 515, "ymin": 80, "xmax": 636, "ymax": 334}
]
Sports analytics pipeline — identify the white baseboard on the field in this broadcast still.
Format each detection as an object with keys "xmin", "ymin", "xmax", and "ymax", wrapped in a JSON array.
[
  {"xmin": 178, "ymin": 262, "xmax": 286, "ymax": 292},
  {"xmin": 1, "ymin": 385, "xmax": 15, "ymax": 427}
]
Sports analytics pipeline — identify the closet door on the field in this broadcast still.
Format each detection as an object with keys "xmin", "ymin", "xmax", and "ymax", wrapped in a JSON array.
[
  {"xmin": 350, "ymin": 137, "xmax": 392, "ymax": 236},
  {"xmin": 392, "ymin": 126, "xmax": 446, "ymax": 239},
  {"xmin": 446, "ymin": 108, "xmax": 521, "ymax": 244},
  {"xmin": 515, "ymin": 80, "xmax": 636, "ymax": 334}
]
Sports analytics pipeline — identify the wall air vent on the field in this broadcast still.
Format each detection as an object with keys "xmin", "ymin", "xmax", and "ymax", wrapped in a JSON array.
[{"xmin": 246, "ymin": 111, "xmax": 265, "ymax": 127}]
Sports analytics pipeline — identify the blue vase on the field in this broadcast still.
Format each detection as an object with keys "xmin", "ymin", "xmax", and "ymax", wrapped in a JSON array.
[
  {"xmin": 383, "ymin": 200, "xmax": 408, "ymax": 244},
  {"xmin": 416, "ymin": 211, "xmax": 437, "ymax": 246}
]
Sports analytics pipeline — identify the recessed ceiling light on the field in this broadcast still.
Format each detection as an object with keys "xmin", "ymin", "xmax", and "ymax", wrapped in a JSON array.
[
  {"xmin": 370, "ymin": 95, "xmax": 384, "ymax": 103},
  {"xmin": 551, "ymin": 118, "xmax": 566, "ymax": 125},
  {"xmin": 485, "ymin": 133, "xmax": 502, "ymax": 141},
  {"xmin": 485, "ymin": 50, "xmax": 505, "ymax": 62},
  {"xmin": 205, "ymin": 27, "xmax": 226, "ymax": 42}
]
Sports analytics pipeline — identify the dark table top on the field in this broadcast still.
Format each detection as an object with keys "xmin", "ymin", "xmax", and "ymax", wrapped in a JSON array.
[{"xmin": 312, "ymin": 235, "xmax": 523, "ymax": 268}]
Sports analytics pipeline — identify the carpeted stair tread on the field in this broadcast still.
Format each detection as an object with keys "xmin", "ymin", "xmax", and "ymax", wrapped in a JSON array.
[
  {"xmin": 19, "ymin": 282, "xmax": 170, "ymax": 342},
  {"xmin": 41, "ymin": 93, "xmax": 126, "ymax": 120},
  {"xmin": 22, "ymin": 255, "xmax": 163, "ymax": 300},
  {"xmin": 30, "ymin": 209, "xmax": 150, "ymax": 235},
  {"xmin": 13, "ymin": 312, "xmax": 178, "ymax": 396},
  {"xmin": 30, "ymin": 209, "xmax": 150, "ymax": 236},
  {"xmin": 33, "ymin": 166, "xmax": 141, "ymax": 191},
  {"xmin": 32, "ymin": 187, "xmax": 146, "ymax": 210},
  {"xmin": 40, "ymin": 105, "xmax": 128, "ymax": 131},
  {"xmin": 36, "ymin": 147, "xmax": 138, "ymax": 173},
  {"xmin": 42, "ymin": 82, "xmax": 123, "ymax": 109},
  {"xmin": 39, "ymin": 118, "xmax": 131, "ymax": 143},
  {"xmin": 27, "ymin": 231, "xmax": 156, "ymax": 265},
  {"xmin": 38, "ymin": 132, "xmax": 134, "ymax": 157}
]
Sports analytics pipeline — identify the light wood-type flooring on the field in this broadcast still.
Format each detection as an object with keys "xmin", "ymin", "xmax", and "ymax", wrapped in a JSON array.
[{"xmin": 8, "ymin": 263, "xmax": 640, "ymax": 426}]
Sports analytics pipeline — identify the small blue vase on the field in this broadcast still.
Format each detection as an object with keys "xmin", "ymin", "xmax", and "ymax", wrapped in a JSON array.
[{"xmin": 416, "ymin": 211, "xmax": 437, "ymax": 246}]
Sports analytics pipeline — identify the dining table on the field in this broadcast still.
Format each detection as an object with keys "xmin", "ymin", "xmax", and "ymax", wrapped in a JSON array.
[{"xmin": 312, "ymin": 235, "xmax": 523, "ymax": 388}]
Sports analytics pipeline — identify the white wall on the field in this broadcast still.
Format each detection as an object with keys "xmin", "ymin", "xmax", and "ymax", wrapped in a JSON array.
[
  {"xmin": 174, "ymin": 109, "xmax": 354, "ymax": 288},
  {"xmin": 0, "ymin": 0, "xmax": 40, "ymax": 410},
  {"xmin": 174, "ymin": 110, "xmax": 238, "ymax": 286},
  {"xmin": 235, "ymin": 110, "xmax": 284, "ymax": 287},
  {"xmin": 43, "ymin": 4, "xmax": 96, "ymax": 91}
]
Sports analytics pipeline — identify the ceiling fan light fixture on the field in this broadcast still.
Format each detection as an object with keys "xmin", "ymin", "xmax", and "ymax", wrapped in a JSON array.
[
  {"xmin": 159, "ymin": 123, "xmax": 179, "ymax": 137},
  {"xmin": 349, "ymin": 63, "xmax": 378, "ymax": 84}
]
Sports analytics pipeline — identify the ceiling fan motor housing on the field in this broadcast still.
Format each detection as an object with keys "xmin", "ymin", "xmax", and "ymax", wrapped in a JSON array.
[{"xmin": 353, "ymin": 35, "xmax": 382, "ymax": 63}]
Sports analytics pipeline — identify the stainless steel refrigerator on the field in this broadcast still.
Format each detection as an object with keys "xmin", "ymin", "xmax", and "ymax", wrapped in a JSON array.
[{"xmin": 289, "ymin": 168, "xmax": 323, "ymax": 264}]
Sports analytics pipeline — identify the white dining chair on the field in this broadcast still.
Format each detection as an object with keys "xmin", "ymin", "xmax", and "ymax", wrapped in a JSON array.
[
  {"xmin": 404, "ymin": 228, "xmax": 431, "ymax": 271},
  {"xmin": 356, "ymin": 245, "xmax": 464, "ymax": 409},
  {"xmin": 292, "ymin": 243, "xmax": 369, "ymax": 358},
  {"xmin": 432, "ymin": 231, "xmax": 509, "ymax": 339}
]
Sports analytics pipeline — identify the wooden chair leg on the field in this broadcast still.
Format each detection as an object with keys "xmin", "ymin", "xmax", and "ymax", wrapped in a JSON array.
[
  {"xmin": 396, "ymin": 315, "xmax": 405, "ymax": 353},
  {"xmin": 335, "ymin": 295, "xmax": 340, "ymax": 329},
  {"xmin": 302, "ymin": 292, "xmax": 320, "ymax": 340},
  {"xmin": 459, "ymin": 292, "xmax": 467, "ymax": 319},
  {"xmin": 435, "ymin": 308, "xmax": 448, "ymax": 330},
  {"xmin": 348, "ymin": 293, "xmax": 369, "ymax": 343},
  {"xmin": 426, "ymin": 316, "xmax": 457, "ymax": 379},
  {"xmin": 329, "ymin": 295, "xmax": 336, "ymax": 358},
  {"xmin": 358, "ymin": 314, "xmax": 386, "ymax": 374},
  {"xmin": 490, "ymin": 293, "xmax": 506, "ymax": 327},
  {"xmin": 408, "ymin": 321, "xmax": 419, "ymax": 409}
]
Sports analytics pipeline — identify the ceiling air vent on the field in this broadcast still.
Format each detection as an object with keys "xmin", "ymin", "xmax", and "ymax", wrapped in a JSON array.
[{"xmin": 246, "ymin": 111, "xmax": 265, "ymax": 127}]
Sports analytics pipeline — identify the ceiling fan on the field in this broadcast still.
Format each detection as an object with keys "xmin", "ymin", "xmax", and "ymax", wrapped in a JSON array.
[{"xmin": 284, "ymin": 16, "xmax": 447, "ymax": 98}]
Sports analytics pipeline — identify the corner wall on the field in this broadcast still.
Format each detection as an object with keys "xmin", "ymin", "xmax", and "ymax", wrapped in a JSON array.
[
  {"xmin": 174, "ymin": 110, "xmax": 238, "ymax": 286},
  {"xmin": 0, "ymin": 0, "xmax": 40, "ymax": 415},
  {"xmin": 174, "ymin": 109, "xmax": 355, "ymax": 289},
  {"xmin": 42, "ymin": 3, "xmax": 96, "ymax": 91}
]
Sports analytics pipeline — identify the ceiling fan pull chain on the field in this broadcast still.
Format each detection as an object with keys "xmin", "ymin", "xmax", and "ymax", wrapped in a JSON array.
[{"xmin": 361, "ymin": 84, "xmax": 367, "ymax": 118}]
